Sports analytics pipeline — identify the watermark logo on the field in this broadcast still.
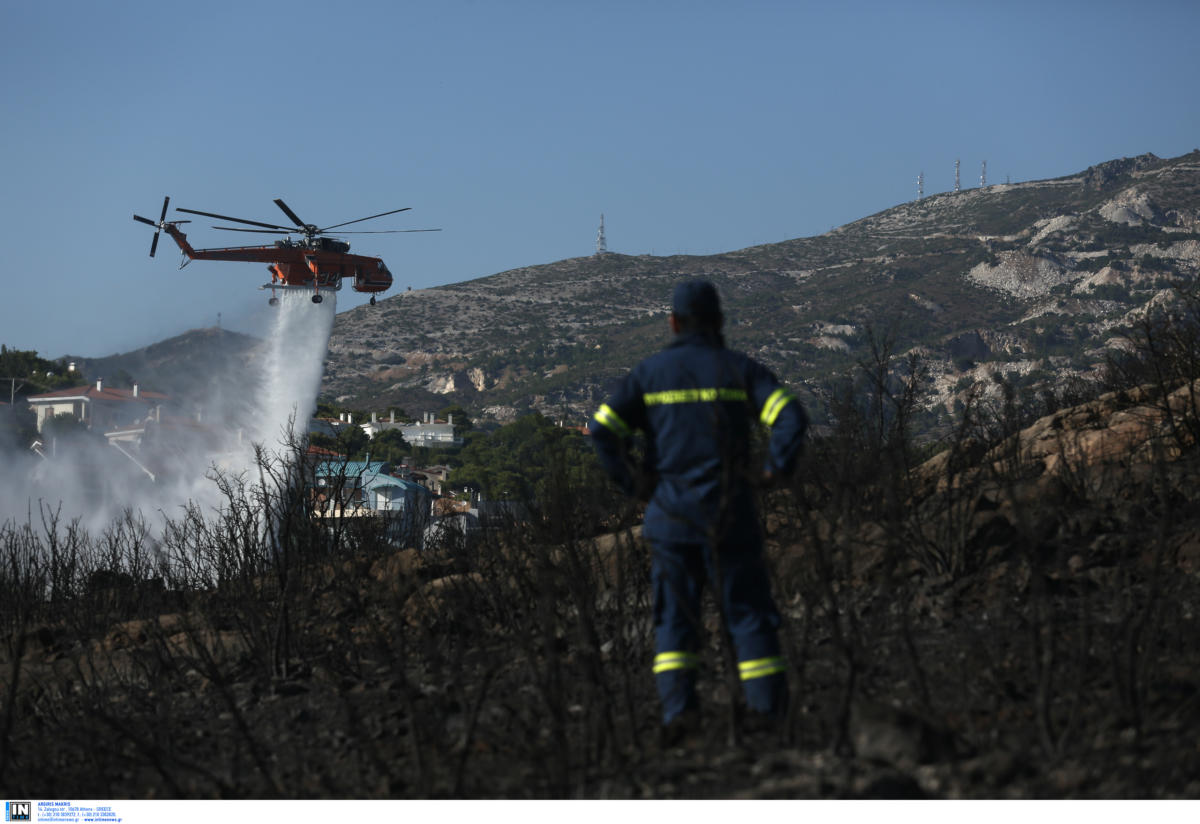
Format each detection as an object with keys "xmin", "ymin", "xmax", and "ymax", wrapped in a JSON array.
[{"xmin": 4, "ymin": 802, "xmax": 31, "ymax": 822}]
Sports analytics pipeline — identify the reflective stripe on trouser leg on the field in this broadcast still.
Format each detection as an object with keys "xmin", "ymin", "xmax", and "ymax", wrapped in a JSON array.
[
  {"xmin": 706, "ymin": 533, "xmax": 788, "ymax": 717},
  {"xmin": 654, "ymin": 651, "xmax": 700, "ymax": 724},
  {"xmin": 738, "ymin": 656, "xmax": 786, "ymax": 681},
  {"xmin": 738, "ymin": 655, "xmax": 788, "ymax": 717},
  {"xmin": 654, "ymin": 651, "xmax": 700, "ymax": 674},
  {"xmin": 652, "ymin": 544, "xmax": 707, "ymax": 724}
]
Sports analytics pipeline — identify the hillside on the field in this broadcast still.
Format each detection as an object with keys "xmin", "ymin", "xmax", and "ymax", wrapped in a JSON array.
[
  {"xmin": 322, "ymin": 150, "xmax": 1200, "ymax": 427},
  {"xmin": 68, "ymin": 327, "xmax": 262, "ymax": 415}
]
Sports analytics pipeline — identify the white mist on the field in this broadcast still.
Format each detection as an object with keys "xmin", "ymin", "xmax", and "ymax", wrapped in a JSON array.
[{"xmin": 4, "ymin": 290, "xmax": 338, "ymax": 543}]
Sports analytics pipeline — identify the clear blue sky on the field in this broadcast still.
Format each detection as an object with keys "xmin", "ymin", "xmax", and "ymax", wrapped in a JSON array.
[{"xmin": 2, "ymin": 0, "xmax": 1198, "ymax": 358}]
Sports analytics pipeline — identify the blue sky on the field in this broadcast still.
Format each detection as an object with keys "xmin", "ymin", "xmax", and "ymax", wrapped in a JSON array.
[{"xmin": 2, "ymin": 0, "xmax": 1198, "ymax": 358}]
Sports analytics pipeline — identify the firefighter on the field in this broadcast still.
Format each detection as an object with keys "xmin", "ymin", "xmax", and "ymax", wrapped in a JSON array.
[{"xmin": 589, "ymin": 279, "xmax": 808, "ymax": 737}]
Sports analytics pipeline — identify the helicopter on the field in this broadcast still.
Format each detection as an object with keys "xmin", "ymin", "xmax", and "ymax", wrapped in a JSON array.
[{"xmin": 133, "ymin": 196, "xmax": 439, "ymax": 305}]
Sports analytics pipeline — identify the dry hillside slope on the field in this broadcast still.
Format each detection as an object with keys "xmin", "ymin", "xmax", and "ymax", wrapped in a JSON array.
[{"xmin": 323, "ymin": 151, "xmax": 1200, "ymax": 430}]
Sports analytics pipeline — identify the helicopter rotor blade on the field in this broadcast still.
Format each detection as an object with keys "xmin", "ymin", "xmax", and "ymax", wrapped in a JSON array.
[
  {"xmin": 134, "ymin": 196, "xmax": 172, "ymax": 257},
  {"xmin": 330, "ymin": 228, "xmax": 442, "ymax": 234},
  {"xmin": 212, "ymin": 226, "xmax": 292, "ymax": 234},
  {"xmin": 150, "ymin": 196, "xmax": 169, "ymax": 256},
  {"xmin": 176, "ymin": 207, "xmax": 295, "ymax": 232},
  {"xmin": 273, "ymin": 199, "xmax": 307, "ymax": 229},
  {"xmin": 319, "ymin": 207, "xmax": 413, "ymax": 232}
]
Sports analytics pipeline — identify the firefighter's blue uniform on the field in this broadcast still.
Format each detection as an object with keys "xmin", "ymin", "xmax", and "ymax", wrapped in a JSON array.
[{"xmin": 589, "ymin": 281, "xmax": 808, "ymax": 725}]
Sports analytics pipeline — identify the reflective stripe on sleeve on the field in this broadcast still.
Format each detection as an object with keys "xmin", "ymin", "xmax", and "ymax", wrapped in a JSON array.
[
  {"xmin": 594, "ymin": 403, "xmax": 632, "ymax": 437},
  {"xmin": 738, "ymin": 656, "xmax": 786, "ymax": 681},
  {"xmin": 653, "ymin": 651, "xmax": 700, "ymax": 674},
  {"xmin": 643, "ymin": 387, "xmax": 748, "ymax": 406},
  {"xmin": 759, "ymin": 388, "xmax": 795, "ymax": 427}
]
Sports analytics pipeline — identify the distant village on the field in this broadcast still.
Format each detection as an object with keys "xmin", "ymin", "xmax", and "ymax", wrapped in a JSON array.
[{"xmin": 0, "ymin": 356, "xmax": 511, "ymax": 551}]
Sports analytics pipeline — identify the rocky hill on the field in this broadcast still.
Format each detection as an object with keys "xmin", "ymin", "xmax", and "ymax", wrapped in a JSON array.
[{"xmin": 322, "ymin": 150, "xmax": 1200, "ymax": 427}]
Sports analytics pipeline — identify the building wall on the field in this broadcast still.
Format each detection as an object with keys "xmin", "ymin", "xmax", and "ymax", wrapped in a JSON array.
[
  {"xmin": 400, "ymin": 424, "xmax": 462, "ymax": 448},
  {"xmin": 32, "ymin": 399, "xmax": 87, "ymax": 432},
  {"xmin": 31, "ymin": 397, "xmax": 160, "ymax": 434}
]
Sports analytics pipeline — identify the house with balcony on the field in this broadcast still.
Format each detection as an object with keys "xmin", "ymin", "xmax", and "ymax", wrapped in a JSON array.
[
  {"xmin": 310, "ymin": 456, "xmax": 434, "ymax": 548},
  {"xmin": 398, "ymin": 412, "xmax": 463, "ymax": 449}
]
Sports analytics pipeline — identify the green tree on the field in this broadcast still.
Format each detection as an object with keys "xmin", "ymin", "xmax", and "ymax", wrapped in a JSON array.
[
  {"xmin": 0, "ymin": 346, "xmax": 80, "ymax": 394},
  {"xmin": 368, "ymin": 428, "xmax": 410, "ymax": 465},
  {"xmin": 0, "ymin": 402, "xmax": 36, "ymax": 449},
  {"xmin": 438, "ymin": 404, "xmax": 473, "ymax": 437},
  {"xmin": 451, "ymin": 413, "xmax": 596, "ymax": 501},
  {"xmin": 309, "ymin": 424, "xmax": 371, "ymax": 459},
  {"xmin": 42, "ymin": 411, "xmax": 98, "ymax": 447},
  {"xmin": 339, "ymin": 425, "xmax": 371, "ymax": 458}
]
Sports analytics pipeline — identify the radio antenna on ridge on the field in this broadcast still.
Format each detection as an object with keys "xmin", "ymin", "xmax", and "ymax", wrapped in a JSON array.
[
  {"xmin": 954, "ymin": 159, "xmax": 961, "ymax": 193},
  {"xmin": 917, "ymin": 171, "xmax": 924, "ymax": 200},
  {"xmin": 981, "ymin": 160, "xmax": 988, "ymax": 188},
  {"xmin": 596, "ymin": 214, "xmax": 608, "ymax": 256}
]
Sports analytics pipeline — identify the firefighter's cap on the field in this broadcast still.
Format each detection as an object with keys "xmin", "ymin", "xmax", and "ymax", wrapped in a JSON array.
[{"xmin": 672, "ymin": 279, "xmax": 722, "ymax": 320}]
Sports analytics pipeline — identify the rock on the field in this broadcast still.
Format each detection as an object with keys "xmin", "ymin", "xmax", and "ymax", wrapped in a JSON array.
[
  {"xmin": 401, "ymin": 572, "xmax": 486, "ymax": 628},
  {"xmin": 849, "ymin": 698, "xmax": 958, "ymax": 768}
]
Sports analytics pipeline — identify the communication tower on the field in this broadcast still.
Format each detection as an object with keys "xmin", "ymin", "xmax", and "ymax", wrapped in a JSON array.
[
  {"xmin": 980, "ymin": 160, "xmax": 988, "ymax": 188},
  {"xmin": 596, "ymin": 214, "xmax": 608, "ymax": 256},
  {"xmin": 954, "ymin": 159, "xmax": 961, "ymax": 193},
  {"xmin": 917, "ymin": 171, "xmax": 924, "ymax": 200}
]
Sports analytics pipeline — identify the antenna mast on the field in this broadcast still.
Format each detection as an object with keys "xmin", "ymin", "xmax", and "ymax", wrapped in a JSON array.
[
  {"xmin": 596, "ymin": 214, "xmax": 608, "ymax": 256},
  {"xmin": 917, "ymin": 171, "xmax": 924, "ymax": 200},
  {"xmin": 954, "ymin": 159, "xmax": 961, "ymax": 193},
  {"xmin": 980, "ymin": 160, "xmax": 987, "ymax": 188}
]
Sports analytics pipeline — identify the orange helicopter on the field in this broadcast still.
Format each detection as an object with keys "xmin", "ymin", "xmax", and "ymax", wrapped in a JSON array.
[{"xmin": 133, "ymin": 196, "xmax": 439, "ymax": 305}]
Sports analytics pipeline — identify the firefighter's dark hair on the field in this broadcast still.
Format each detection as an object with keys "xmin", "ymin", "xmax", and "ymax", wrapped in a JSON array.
[{"xmin": 672, "ymin": 311, "xmax": 724, "ymax": 336}]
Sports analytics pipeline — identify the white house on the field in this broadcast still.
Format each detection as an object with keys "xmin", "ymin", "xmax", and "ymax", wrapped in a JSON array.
[
  {"xmin": 26, "ymin": 379, "xmax": 168, "ymax": 434},
  {"xmin": 359, "ymin": 409, "xmax": 406, "ymax": 439},
  {"xmin": 399, "ymin": 412, "xmax": 462, "ymax": 448},
  {"xmin": 360, "ymin": 410, "xmax": 463, "ymax": 448}
]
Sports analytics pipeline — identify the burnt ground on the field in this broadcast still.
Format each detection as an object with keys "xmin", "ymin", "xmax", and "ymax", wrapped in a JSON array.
[
  {"xmin": 17, "ymin": 276, "xmax": 1200, "ymax": 801},
  {"xmin": 8, "ymin": 369, "xmax": 1200, "ymax": 799},
  {"xmin": 3, "ymin": 461, "xmax": 1200, "ymax": 800}
]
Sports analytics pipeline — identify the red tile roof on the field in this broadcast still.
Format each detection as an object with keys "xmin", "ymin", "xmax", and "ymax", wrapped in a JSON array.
[
  {"xmin": 28, "ymin": 384, "xmax": 169, "ymax": 403},
  {"xmin": 306, "ymin": 445, "xmax": 345, "ymax": 458}
]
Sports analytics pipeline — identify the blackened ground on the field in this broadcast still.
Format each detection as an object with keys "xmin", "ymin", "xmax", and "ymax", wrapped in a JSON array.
[{"xmin": 4, "ymin": 471, "xmax": 1200, "ymax": 800}]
